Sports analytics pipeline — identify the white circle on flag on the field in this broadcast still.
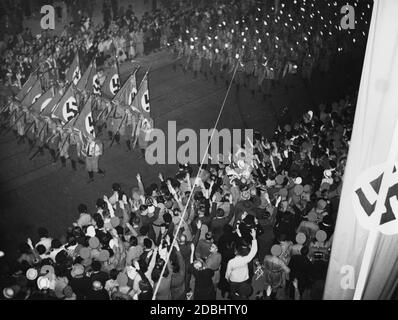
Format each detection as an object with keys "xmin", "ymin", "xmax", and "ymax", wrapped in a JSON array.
[
  {"xmin": 93, "ymin": 74, "xmax": 101, "ymax": 94},
  {"xmin": 353, "ymin": 162, "xmax": 398, "ymax": 235},
  {"xmin": 128, "ymin": 87, "xmax": 138, "ymax": 105},
  {"xmin": 141, "ymin": 89, "xmax": 150, "ymax": 113},
  {"xmin": 32, "ymin": 94, "xmax": 41, "ymax": 105},
  {"xmin": 85, "ymin": 112, "xmax": 95, "ymax": 137},
  {"xmin": 73, "ymin": 67, "xmax": 81, "ymax": 85},
  {"xmin": 40, "ymin": 98, "xmax": 52, "ymax": 112},
  {"xmin": 110, "ymin": 74, "xmax": 120, "ymax": 96},
  {"xmin": 62, "ymin": 96, "xmax": 78, "ymax": 122}
]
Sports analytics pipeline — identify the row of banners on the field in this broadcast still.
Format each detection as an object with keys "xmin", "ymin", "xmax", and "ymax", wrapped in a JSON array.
[{"xmin": 12, "ymin": 52, "xmax": 153, "ymax": 142}]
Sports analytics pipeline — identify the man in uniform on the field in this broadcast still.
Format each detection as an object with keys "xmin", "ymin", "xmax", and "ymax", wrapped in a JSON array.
[
  {"xmin": 109, "ymin": 102, "xmax": 125, "ymax": 145},
  {"xmin": 83, "ymin": 136, "xmax": 105, "ymax": 183}
]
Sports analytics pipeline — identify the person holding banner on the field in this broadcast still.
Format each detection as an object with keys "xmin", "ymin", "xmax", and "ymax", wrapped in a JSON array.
[
  {"xmin": 124, "ymin": 109, "xmax": 134, "ymax": 152},
  {"xmin": 16, "ymin": 106, "xmax": 27, "ymax": 145},
  {"xmin": 46, "ymin": 126, "xmax": 62, "ymax": 163},
  {"xmin": 67, "ymin": 130, "xmax": 85, "ymax": 171},
  {"xmin": 25, "ymin": 112, "xmax": 37, "ymax": 150},
  {"xmin": 109, "ymin": 103, "xmax": 125, "ymax": 145}
]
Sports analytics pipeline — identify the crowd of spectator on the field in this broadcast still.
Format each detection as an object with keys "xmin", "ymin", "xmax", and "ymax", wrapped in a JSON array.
[{"xmin": 0, "ymin": 0, "xmax": 368, "ymax": 300}]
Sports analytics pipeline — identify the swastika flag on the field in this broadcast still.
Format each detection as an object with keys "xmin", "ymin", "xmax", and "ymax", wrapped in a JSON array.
[
  {"xmin": 135, "ymin": 71, "xmax": 151, "ymax": 119},
  {"xmin": 51, "ymin": 85, "xmax": 78, "ymax": 123},
  {"xmin": 101, "ymin": 63, "xmax": 120, "ymax": 99},
  {"xmin": 65, "ymin": 95, "xmax": 96, "ymax": 139},
  {"xmin": 324, "ymin": 0, "xmax": 398, "ymax": 300}
]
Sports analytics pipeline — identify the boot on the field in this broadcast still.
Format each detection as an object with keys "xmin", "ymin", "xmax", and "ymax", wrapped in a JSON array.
[
  {"xmin": 194, "ymin": 71, "xmax": 198, "ymax": 79},
  {"xmin": 60, "ymin": 156, "xmax": 66, "ymax": 167},
  {"xmin": 138, "ymin": 148, "xmax": 145, "ymax": 160},
  {"xmin": 213, "ymin": 75, "xmax": 217, "ymax": 84},
  {"xmin": 71, "ymin": 160, "xmax": 77, "ymax": 171},
  {"xmin": 126, "ymin": 140, "xmax": 131, "ymax": 151},
  {"xmin": 107, "ymin": 130, "xmax": 113, "ymax": 140},
  {"xmin": 115, "ymin": 133, "xmax": 120, "ymax": 145},
  {"xmin": 87, "ymin": 171, "xmax": 94, "ymax": 183},
  {"xmin": 98, "ymin": 168, "xmax": 106, "ymax": 176},
  {"xmin": 17, "ymin": 135, "xmax": 25, "ymax": 145},
  {"xmin": 39, "ymin": 146, "xmax": 44, "ymax": 156},
  {"xmin": 50, "ymin": 149, "xmax": 56, "ymax": 162},
  {"xmin": 251, "ymin": 90, "xmax": 255, "ymax": 98}
]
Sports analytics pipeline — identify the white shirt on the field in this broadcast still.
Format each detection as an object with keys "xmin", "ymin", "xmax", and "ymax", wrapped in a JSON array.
[{"xmin": 225, "ymin": 240, "xmax": 258, "ymax": 283}]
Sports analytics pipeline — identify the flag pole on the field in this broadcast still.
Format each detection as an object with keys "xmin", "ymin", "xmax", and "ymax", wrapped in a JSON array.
[{"xmin": 109, "ymin": 112, "xmax": 127, "ymax": 148}]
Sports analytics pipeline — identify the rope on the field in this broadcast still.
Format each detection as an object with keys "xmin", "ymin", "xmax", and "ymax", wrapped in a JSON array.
[{"xmin": 152, "ymin": 60, "xmax": 240, "ymax": 300}]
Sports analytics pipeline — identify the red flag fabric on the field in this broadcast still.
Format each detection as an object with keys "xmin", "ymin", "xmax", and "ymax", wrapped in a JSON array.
[
  {"xmin": 101, "ymin": 63, "xmax": 120, "ymax": 99},
  {"xmin": 135, "ymin": 72, "xmax": 151, "ymax": 119},
  {"xmin": 65, "ymin": 96, "xmax": 96, "ymax": 139},
  {"xmin": 113, "ymin": 69, "xmax": 138, "ymax": 107},
  {"xmin": 76, "ymin": 61, "xmax": 93, "ymax": 92},
  {"xmin": 31, "ymin": 86, "xmax": 54, "ymax": 114},
  {"xmin": 52, "ymin": 85, "xmax": 78, "ymax": 123},
  {"xmin": 65, "ymin": 53, "xmax": 82, "ymax": 86},
  {"xmin": 81, "ymin": 62, "xmax": 101, "ymax": 95},
  {"xmin": 40, "ymin": 88, "xmax": 62, "ymax": 118},
  {"xmin": 21, "ymin": 79, "xmax": 42, "ymax": 107},
  {"xmin": 16, "ymin": 72, "xmax": 38, "ymax": 101},
  {"xmin": 324, "ymin": 0, "xmax": 398, "ymax": 300}
]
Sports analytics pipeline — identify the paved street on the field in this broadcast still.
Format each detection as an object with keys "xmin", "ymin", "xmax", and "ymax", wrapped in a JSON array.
[{"xmin": 0, "ymin": 43, "xmax": 364, "ymax": 265}]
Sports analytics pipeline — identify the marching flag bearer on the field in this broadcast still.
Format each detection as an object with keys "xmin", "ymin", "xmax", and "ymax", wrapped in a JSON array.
[{"xmin": 83, "ymin": 136, "xmax": 105, "ymax": 183}]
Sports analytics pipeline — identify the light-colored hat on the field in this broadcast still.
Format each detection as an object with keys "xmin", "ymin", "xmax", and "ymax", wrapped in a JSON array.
[
  {"xmin": 89, "ymin": 237, "xmax": 100, "ymax": 249},
  {"xmin": 148, "ymin": 205, "xmax": 155, "ymax": 214},
  {"xmin": 237, "ymin": 160, "xmax": 246, "ymax": 169},
  {"xmin": 307, "ymin": 212, "xmax": 318, "ymax": 222},
  {"xmin": 117, "ymin": 273, "xmax": 128, "ymax": 286},
  {"xmin": 279, "ymin": 188, "xmax": 288, "ymax": 198},
  {"xmin": 271, "ymin": 244, "xmax": 282, "ymax": 257},
  {"xmin": 110, "ymin": 217, "xmax": 120, "ymax": 228},
  {"xmin": 316, "ymin": 230, "xmax": 327, "ymax": 242},
  {"xmin": 323, "ymin": 170, "xmax": 332, "ymax": 178},
  {"xmin": 293, "ymin": 184, "xmax": 304, "ymax": 196},
  {"xmin": 79, "ymin": 247, "xmax": 91, "ymax": 259},
  {"xmin": 26, "ymin": 268, "xmax": 38, "ymax": 281},
  {"xmin": 241, "ymin": 190, "xmax": 251, "ymax": 200},
  {"xmin": 98, "ymin": 250, "xmax": 110, "ymax": 262},
  {"xmin": 294, "ymin": 177, "xmax": 303, "ymax": 185},
  {"xmin": 296, "ymin": 232, "xmax": 306, "ymax": 245},
  {"xmin": 37, "ymin": 276, "xmax": 51, "ymax": 290},
  {"xmin": 276, "ymin": 175, "xmax": 284, "ymax": 185},
  {"xmin": 86, "ymin": 226, "xmax": 96, "ymax": 237},
  {"xmin": 317, "ymin": 199, "xmax": 327, "ymax": 210},
  {"xmin": 320, "ymin": 182, "xmax": 330, "ymax": 191},
  {"xmin": 3, "ymin": 288, "xmax": 15, "ymax": 299}
]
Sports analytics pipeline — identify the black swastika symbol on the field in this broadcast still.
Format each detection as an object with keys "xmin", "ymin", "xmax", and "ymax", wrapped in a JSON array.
[{"xmin": 355, "ymin": 167, "xmax": 398, "ymax": 226}]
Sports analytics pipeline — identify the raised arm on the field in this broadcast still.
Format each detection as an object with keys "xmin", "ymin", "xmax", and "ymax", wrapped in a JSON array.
[{"xmin": 136, "ymin": 173, "xmax": 145, "ymax": 196}]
